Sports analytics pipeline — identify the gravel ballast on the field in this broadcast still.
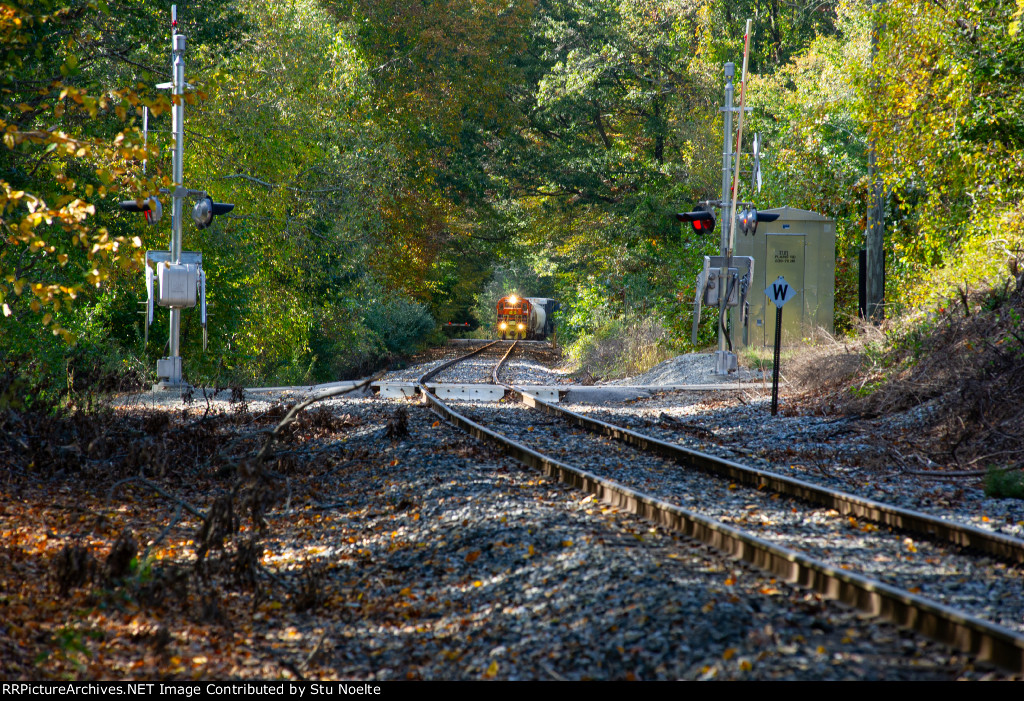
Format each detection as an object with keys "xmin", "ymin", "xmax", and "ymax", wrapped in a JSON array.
[
  {"xmin": 84, "ymin": 347, "xmax": 1021, "ymax": 680},
  {"xmin": 447, "ymin": 398, "xmax": 1024, "ymax": 639}
]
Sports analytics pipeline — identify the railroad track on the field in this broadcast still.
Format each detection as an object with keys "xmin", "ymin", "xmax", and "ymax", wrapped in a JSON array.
[
  {"xmin": 406, "ymin": 342, "xmax": 1024, "ymax": 673},
  {"xmin": 418, "ymin": 339, "xmax": 507, "ymax": 384}
]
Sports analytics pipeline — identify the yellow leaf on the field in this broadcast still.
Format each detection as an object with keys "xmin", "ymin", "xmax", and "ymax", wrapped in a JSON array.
[
  {"xmin": 484, "ymin": 660, "xmax": 498, "ymax": 678},
  {"xmin": 723, "ymin": 647, "xmax": 736, "ymax": 661}
]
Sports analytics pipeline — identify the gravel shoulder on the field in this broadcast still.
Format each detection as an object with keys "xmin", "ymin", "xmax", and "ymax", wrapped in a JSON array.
[{"xmin": 604, "ymin": 352, "xmax": 767, "ymax": 386}]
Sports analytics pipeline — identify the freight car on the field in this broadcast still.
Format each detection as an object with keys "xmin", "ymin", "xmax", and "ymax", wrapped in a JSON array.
[{"xmin": 495, "ymin": 295, "xmax": 558, "ymax": 340}]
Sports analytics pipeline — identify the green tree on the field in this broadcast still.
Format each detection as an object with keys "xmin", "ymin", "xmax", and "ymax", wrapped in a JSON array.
[
  {"xmin": 863, "ymin": 0, "xmax": 1024, "ymax": 307},
  {"xmin": 0, "ymin": 1, "xmax": 168, "ymax": 342}
]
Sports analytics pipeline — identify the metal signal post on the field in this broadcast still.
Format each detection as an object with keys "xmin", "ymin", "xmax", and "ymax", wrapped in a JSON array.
[
  {"xmin": 712, "ymin": 19, "xmax": 754, "ymax": 375},
  {"xmin": 120, "ymin": 6, "xmax": 232, "ymax": 390},
  {"xmin": 716, "ymin": 61, "xmax": 736, "ymax": 375},
  {"xmin": 679, "ymin": 19, "xmax": 769, "ymax": 376},
  {"xmin": 164, "ymin": 9, "xmax": 187, "ymax": 388}
]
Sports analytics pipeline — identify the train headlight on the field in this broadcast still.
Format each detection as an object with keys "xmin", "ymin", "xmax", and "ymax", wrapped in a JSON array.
[
  {"xmin": 508, "ymin": 295, "xmax": 518, "ymax": 305},
  {"xmin": 499, "ymin": 322, "xmax": 507, "ymax": 330},
  {"xmin": 517, "ymin": 323, "xmax": 525, "ymax": 330}
]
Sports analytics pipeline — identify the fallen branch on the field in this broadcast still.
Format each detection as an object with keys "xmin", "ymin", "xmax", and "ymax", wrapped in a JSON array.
[
  {"xmin": 657, "ymin": 412, "xmax": 717, "ymax": 440},
  {"xmin": 107, "ymin": 476, "xmax": 206, "ymax": 521},
  {"xmin": 253, "ymin": 374, "xmax": 383, "ymax": 465},
  {"xmin": 140, "ymin": 502, "xmax": 185, "ymax": 561},
  {"xmin": 903, "ymin": 468, "xmax": 987, "ymax": 479}
]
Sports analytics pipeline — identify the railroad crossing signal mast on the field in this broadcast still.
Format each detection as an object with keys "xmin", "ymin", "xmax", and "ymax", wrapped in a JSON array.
[
  {"xmin": 121, "ymin": 6, "xmax": 233, "ymax": 390},
  {"xmin": 677, "ymin": 19, "xmax": 776, "ymax": 375}
]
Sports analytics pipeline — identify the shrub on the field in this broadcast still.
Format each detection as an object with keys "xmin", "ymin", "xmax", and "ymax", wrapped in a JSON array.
[
  {"xmin": 363, "ymin": 297, "xmax": 435, "ymax": 357},
  {"xmin": 984, "ymin": 467, "xmax": 1024, "ymax": 500},
  {"xmin": 567, "ymin": 315, "xmax": 675, "ymax": 379}
]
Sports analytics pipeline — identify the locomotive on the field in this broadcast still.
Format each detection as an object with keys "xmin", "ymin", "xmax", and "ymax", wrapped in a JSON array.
[{"xmin": 496, "ymin": 295, "xmax": 558, "ymax": 340}]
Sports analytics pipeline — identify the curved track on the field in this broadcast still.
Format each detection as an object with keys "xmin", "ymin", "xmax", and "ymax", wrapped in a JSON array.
[
  {"xmin": 417, "ymin": 340, "xmax": 504, "ymax": 384},
  {"xmin": 411, "ymin": 344, "xmax": 1024, "ymax": 673},
  {"xmin": 490, "ymin": 341, "xmax": 519, "ymax": 385}
]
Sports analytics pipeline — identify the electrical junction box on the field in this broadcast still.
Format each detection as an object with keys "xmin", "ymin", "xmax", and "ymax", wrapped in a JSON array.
[
  {"xmin": 732, "ymin": 206, "xmax": 835, "ymax": 347},
  {"xmin": 157, "ymin": 262, "xmax": 198, "ymax": 308},
  {"xmin": 704, "ymin": 268, "xmax": 740, "ymax": 307},
  {"xmin": 156, "ymin": 357, "xmax": 182, "ymax": 382}
]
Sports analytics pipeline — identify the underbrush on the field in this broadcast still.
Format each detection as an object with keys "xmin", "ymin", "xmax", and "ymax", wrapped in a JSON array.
[
  {"xmin": 739, "ymin": 346, "xmax": 799, "ymax": 375},
  {"xmin": 0, "ymin": 341, "xmax": 148, "ymax": 414},
  {"xmin": 565, "ymin": 315, "xmax": 677, "ymax": 380},
  {"xmin": 0, "ymin": 394, "xmax": 367, "ymax": 678},
  {"xmin": 783, "ymin": 325, "xmax": 873, "ymax": 398},
  {"xmin": 791, "ymin": 261, "xmax": 1024, "ymax": 484}
]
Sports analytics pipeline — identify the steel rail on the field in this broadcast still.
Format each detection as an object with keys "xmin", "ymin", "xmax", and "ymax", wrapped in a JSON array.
[
  {"xmin": 417, "ymin": 340, "xmax": 503, "ymax": 385},
  {"xmin": 420, "ymin": 387, "xmax": 1024, "ymax": 673},
  {"xmin": 490, "ymin": 340, "xmax": 519, "ymax": 386},
  {"xmin": 512, "ymin": 389, "xmax": 1024, "ymax": 566}
]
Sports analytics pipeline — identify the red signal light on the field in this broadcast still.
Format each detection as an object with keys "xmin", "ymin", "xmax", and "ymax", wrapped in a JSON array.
[{"xmin": 676, "ymin": 205, "xmax": 716, "ymax": 235}]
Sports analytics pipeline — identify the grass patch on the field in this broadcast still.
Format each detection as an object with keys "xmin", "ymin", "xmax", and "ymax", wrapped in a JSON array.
[{"xmin": 738, "ymin": 346, "xmax": 796, "ymax": 374}]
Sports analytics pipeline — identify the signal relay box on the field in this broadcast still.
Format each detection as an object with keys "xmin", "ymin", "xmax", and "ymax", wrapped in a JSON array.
[
  {"xmin": 157, "ymin": 262, "xmax": 198, "ymax": 308},
  {"xmin": 732, "ymin": 206, "xmax": 836, "ymax": 347}
]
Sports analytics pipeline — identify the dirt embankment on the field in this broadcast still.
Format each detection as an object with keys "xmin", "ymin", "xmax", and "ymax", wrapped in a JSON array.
[{"xmin": 786, "ymin": 270, "xmax": 1024, "ymax": 483}]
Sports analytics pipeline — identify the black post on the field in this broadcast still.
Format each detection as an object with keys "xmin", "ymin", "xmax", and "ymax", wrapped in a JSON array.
[
  {"xmin": 771, "ymin": 305, "xmax": 782, "ymax": 416},
  {"xmin": 858, "ymin": 248, "xmax": 867, "ymax": 319}
]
